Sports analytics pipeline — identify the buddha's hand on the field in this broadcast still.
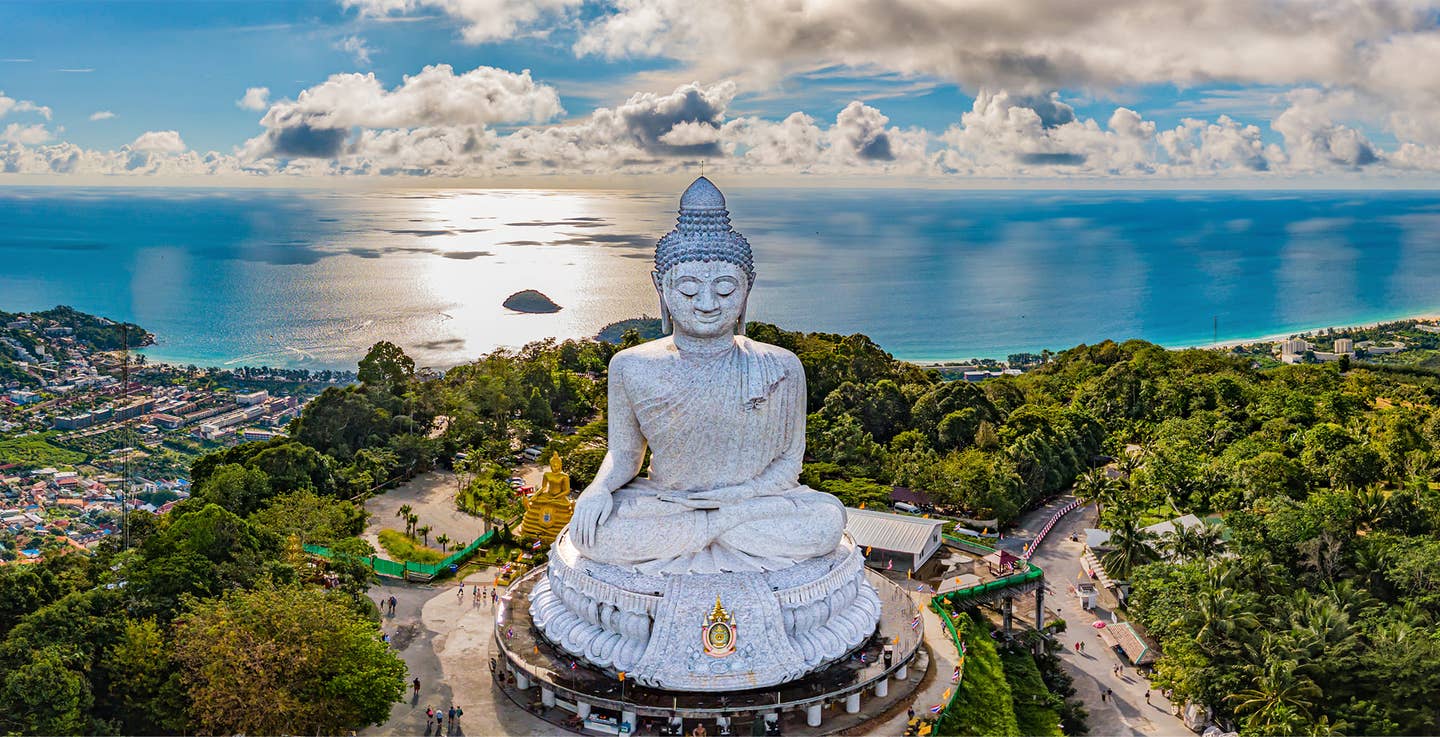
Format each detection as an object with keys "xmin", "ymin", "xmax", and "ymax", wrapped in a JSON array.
[
  {"xmin": 571, "ymin": 488, "xmax": 614, "ymax": 549},
  {"xmin": 658, "ymin": 485, "xmax": 757, "ymax": 508}
]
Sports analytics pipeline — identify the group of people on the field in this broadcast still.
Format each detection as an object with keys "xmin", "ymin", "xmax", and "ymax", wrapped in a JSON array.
[
  {"xmin": 425, "ymin": 705, "xmax": 463, "ymax": 735},
  {"xmin": 460, "ymin": 582, "xmax": 498, "ymax": 608}
]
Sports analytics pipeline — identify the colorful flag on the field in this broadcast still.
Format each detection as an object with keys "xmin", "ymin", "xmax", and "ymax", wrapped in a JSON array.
[
  {"xmin": 910, "ymin": 615, "xmax": 921, "ymax": 629},
  {"xmin": 886, "ymin": 559, "xmax": 893, "ymax": 571},
  {"xmin": 864, "ymin": 545, "xmax": 872, "ymax": 556},
  {"xmin": 859, "ymin": 502, "xmax": 866, "ymax": 509},
  {"xmin": 570, "ymin": 660, "xmax": 578, "ymax": 670},
  {"xmin": 941, "ymin": 688, "xmax": 952, "ymax": 700},
  {"xmin": 906, "ymin": 568, "xmax": 912, "ymax": 579},
  {"xmin": 951, "ymin": 666, "xmax": 960, "ymax": 683},
  {"xmin": 531, "ymin": 539, "xmax": 543, "ymax": 550},
  {"xmin": 929, "ymin": 703, "xmax": 943, "ymax": 714},
  {"xmin": 618, "ymin": 671, "xmax": 626, "ymax": 682}
]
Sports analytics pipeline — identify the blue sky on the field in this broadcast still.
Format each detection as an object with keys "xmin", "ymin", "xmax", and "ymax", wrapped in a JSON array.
[{"xmin": 2, "ymin": 0, "xmax": 1439, "ymax": 183}]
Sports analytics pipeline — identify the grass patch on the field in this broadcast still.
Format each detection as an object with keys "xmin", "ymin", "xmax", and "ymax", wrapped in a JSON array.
[
  {"xmin": 377, "ymin": 529, "xmax": 444, "ymax": 565},
  {"xmin": 0, "ymin": 434, "xmax": 87, "ymax": 469},
  {"xmin": 1000, "ymin": 648, "xmax": 1064, "ymax": 737},
  {"xmin": 939, "ymin": 611, "xmax": 1021, "ymax": 737}
]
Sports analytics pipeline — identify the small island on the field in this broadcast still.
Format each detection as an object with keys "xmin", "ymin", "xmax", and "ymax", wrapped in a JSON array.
[{"xmin": 502, "ymin": 289, "xmax": 562, "ymax": 313}]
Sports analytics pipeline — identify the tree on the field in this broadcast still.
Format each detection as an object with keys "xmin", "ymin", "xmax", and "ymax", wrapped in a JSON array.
[
  {"xmin": 525, "ymin": 387, "xmax": 555, "ymax": 429},
  {"xmin": 436, "ymin": 534, "xmax": 451, "ymax": 552},
  {"xmin": 1101, "ymin": 513, "xmax": 1158, "ymax": 580},
  {"xmin": 1229, "ymin": 660, "xmax": 1321, "ymax": 735},
  {"xmin": 0, "ymin": 646, "xmax": 92, "ymax": 735},
  {"xmin": 100, "ymin": 617, "xmax": 189, "ymax": 734},
  {"xmin": 172, "ymin": 585, "xmax": 406, "ymax": 735},
  {"xmin": 193, "ymin": 463, "xmax": 272, "ymax": 517},
  {"xmin": 329, "ymin": 538, "xmax": 378, "ymax": 600},
  {"xmin": 417, "ymin": 524, "xmax": 432, "ymax": 547},
  {"xmin": 396, "ymin": 503, "xmax": 414, "ymax": 536},
  {"xmin": 357, "ymin": 340, "xmax": 415, "ymax": 390},
  {"xmin": 406, "ymin": 513, "xmax": 419, "ymax": 538},
  {"xmin": 249, "ymin": 490, "xmax": 366, "ymax": 546}
]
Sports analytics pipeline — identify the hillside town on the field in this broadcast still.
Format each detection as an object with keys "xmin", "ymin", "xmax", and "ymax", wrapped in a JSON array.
[{"xmin": 0, "ymin": 307, "xmax": 347, "ymax": 564}]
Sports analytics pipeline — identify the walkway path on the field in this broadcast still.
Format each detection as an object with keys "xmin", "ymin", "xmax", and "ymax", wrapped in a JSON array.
[
  {"xmin": 1016, "ymin": 496, "xmax": 1189, "ymax": 737},
  {"xmin": 363, "ymin": 470, "xmax": 488, "ymax": 559},
  {"xmin": 363, "ymin": 568, "xmax": 554, "ymax": 736}
]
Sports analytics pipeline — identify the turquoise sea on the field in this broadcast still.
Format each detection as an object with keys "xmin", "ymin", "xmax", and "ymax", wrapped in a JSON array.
[{"xmin": 2, "ymin": 186, "xmax": 1439, "ymax": 369}]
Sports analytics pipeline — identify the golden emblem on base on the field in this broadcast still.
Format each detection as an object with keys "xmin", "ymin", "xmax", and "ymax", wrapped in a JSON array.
[{"xmin": 702, "ymin": 595, "xmax": 737, "ymax": 658}]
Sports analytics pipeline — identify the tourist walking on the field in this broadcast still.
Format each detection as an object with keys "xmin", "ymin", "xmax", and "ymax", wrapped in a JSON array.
[
  {"xmin": 389, "ymin": 595, "xmax": 397, "ymax": 616},
  {"xmin": 426, "ymin": 706, "xmax": 434, "ymax": 729},
  {"xmin": 413, "ymin": 677, "xmax": 422, "ymax": 698},
  {"xmin": 1144, "ymin": 690, "xmax": 1151, "ymax": 704}
]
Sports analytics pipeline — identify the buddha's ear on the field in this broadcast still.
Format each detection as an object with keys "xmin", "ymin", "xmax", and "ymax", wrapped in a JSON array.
[{"xmin": 653, "ymin": 270, "xmax": 671, "ymax": 335}]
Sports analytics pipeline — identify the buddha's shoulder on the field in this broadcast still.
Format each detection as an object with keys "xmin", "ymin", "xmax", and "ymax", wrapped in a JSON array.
[
  {"xmin": 736, "ymin": 336, "xmax": 804, "ymax": 373},
  {"xmin": 608, "ymin": 337, "xmax": 678, "ymax": 371}
]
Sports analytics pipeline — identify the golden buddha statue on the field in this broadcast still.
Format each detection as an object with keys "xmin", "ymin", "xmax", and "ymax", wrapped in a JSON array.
[{"xmin": 520, "ymin": 453, "xmax": 574, "ymax": 546}]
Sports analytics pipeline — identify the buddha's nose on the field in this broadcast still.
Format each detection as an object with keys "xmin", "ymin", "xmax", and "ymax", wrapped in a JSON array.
[{"xmin": 696, "ymin": 290, "xmax": 719, "ymax": 311}]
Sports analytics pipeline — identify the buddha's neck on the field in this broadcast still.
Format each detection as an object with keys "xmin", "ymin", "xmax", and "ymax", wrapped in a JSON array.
[{"xmin": 671, "ymin": 331, "xmax": 737, "ymax": 357}]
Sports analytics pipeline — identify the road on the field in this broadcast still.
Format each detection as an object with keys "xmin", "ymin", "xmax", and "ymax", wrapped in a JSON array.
[{"xmin": 1003, "ymin": 496, "xmax": 1189, "ymax": 736}]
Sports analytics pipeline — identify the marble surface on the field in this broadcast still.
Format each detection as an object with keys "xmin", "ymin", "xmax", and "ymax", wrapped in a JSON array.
[{"xmin": 532, "ymin": 176, "xmax": 882, "ymax": 690}]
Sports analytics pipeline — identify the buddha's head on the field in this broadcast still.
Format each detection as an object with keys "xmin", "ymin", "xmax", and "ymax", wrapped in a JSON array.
[
  {"xmin": 653, "ymin": 176, "xmax": 755, "ymax": 338},
  {"xmin": 549, "ymin": 452, "xmax": 563, "ymax": 473}
]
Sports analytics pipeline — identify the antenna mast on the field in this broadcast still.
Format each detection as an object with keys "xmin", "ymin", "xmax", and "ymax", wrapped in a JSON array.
[{"xmin": 121, "ymin": 324, "xmax": 129, "ymax": 551}]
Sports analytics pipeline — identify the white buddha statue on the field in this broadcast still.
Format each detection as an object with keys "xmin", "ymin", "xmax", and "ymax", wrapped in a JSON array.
[
  {"xmin": 529, "ymin": 177, "xmax": 880, "ymax": 689},
  {"xmin": 567, "ymin": 176, "xmax": 845, "ymax": 575}
]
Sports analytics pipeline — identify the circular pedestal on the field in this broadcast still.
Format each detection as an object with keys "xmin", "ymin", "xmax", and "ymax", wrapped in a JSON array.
[
  {"xmin": 529, "ymin": 533, "xmax": 881, "ymax": 690},
  {"xmin": 495, "ymin": 568, "xmax": 924, "ymax": 734}
]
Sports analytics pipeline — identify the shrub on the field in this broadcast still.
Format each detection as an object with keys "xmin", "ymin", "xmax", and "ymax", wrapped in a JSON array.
[{"xmin": 376, "ymin": 529, "xmax": 443, "ymax": 565}]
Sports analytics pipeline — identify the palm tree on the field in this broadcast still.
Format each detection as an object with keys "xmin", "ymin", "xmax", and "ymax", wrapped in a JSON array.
[
  {"xmin": 406, "ymin": 513, "xmax": 419, "ymax": 538},
  {"xmin": 417, "ymin": 525, "xmax": 432, "ymax": 547},
  {"xmin": 1165, "ymin": 519, "xmax": 1225, "ymax": 561},
  {"xmin": 1228, "ymin": 660, "xmax": 1321, "ymax": 735},
  {"xmin": 436, "ymin": 534, "xmax": 450, "ymax": 552},
  {"xmin": 396, "ymin": 504, "xmax": 414, "ymax": 535},
  {"xmin": 1100, "ymin": 513, "xmax": 1158, "ymax": 580},
  {"xmin": 1186, "ymin": 586, "xmax": 1260, "ymax": 654}
]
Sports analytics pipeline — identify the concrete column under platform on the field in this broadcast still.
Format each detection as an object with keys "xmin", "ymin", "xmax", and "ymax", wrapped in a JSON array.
[
  {"xmin": 577, "ymin": 702, "xmax": 592, "ymax": 719},
  {"xmin": 845, "ymin": 692, "xmax": 861, "ymax": 713},
  {"xmin": 1035, "ymin": 585, "xmax": 1045, "ymax": 630},
  {"xmin": 896, "ymin": 664, "xmax": 909, "ymax": 680},
  {"xmin": 806, "ymin": 703, "xmax": 822, "ymax": 727},
  {"xmin": 875, "ymin": 678, "xmax": 889, "ymax": 697},
  {"xmin": 622, "ymin": 708, "xmax": 637, "ymax": 731},
  {"xmin": 514, "ymin": 670, "xmax": 531, "ymax": 690},
  {"xmin": 541, "ymin": 687, "xmax": 556, "ymax": 708}
]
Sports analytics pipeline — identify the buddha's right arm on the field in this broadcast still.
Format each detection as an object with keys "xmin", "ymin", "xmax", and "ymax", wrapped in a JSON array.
[{"xmin": 581, "ymin": 358, "xmax": 646, "ymax": 497}]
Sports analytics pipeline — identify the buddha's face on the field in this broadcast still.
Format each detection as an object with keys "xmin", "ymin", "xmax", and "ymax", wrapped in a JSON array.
[{"xmin": 654, "ymin": 260, "xmax": 749, "ymax": 339}]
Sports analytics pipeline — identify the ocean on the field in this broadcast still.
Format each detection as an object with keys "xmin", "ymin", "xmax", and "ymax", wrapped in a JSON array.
[{"xmin": 2, "ymin": 186, "xmax": 1439, "ymax": 369}]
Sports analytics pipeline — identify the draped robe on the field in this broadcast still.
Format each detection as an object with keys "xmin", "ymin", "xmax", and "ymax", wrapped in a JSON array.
[{"xmin": 570, "ymin": 336, "xmax": 846, "ymax": 574}]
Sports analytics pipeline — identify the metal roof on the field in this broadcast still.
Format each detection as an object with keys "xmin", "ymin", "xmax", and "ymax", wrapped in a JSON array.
[{"xmin": 845, "ymin": 508, "xmax": 946, "ymax": 555}]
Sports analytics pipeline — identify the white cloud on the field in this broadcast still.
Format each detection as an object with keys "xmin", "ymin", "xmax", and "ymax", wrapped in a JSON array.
[
  {"xmin": 89, "ymin": 110, "xmax": 116, "ymax": 121},
  {"xmin": 238, "ymin": 87, "xmax": 271, "ymax": 111},
  {"xmin": 130, "ymin": 130, "xmax": 187, "ymax": 153},
  {"xmin": 1, "ymin": 123, "xmax": 52, "ymax": 145},
  {"xmin": 1158, "ymin": 115, "xmax": 1279, "ymax": 172},
  {"xmin": 569, "ymin": 0, "xmax": 1440, "ymax": 96},
  {"xmin": 0, "ymin": 91, "xmax": 53, "ymax": 120},
  {"xmin": 341, "ymin": 0, "xmax": 582, "ymax": 43},
  {"xmin": 242, "ymin": 64, "xmax": 563, "ymax": 159},
  {"xmin": 1271, "ymin": 89, "xmax": 1381, "ymax": 169},
  {"xmin": 336, "ymin": 35, "xmax": 374, "ymax": 65}
]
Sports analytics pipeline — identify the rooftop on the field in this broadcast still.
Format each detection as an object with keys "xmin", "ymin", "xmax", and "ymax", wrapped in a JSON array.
[{"xmin": 845, "ymin": 507, "xmax": 946, "ymax": 555}]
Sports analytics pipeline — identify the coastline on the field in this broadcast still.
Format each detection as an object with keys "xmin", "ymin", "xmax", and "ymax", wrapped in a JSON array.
[{"xmin": 906, "ymin": 311, "xmax": 1440, "ymax": 368}]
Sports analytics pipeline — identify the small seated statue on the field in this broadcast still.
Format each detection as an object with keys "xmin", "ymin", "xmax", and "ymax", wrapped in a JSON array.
[
  {"xmin": 568, "ymin": 176, "xmax": 846, "ymax": 575},
  {"xmin": 519, "ymin": 453, "xmax": 574, "ymax": 545}
]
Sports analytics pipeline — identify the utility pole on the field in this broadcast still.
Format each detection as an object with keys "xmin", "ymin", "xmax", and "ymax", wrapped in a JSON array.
[{"xmin": 121, "ymin": 324, "xmax": 130, "ymax": 551}]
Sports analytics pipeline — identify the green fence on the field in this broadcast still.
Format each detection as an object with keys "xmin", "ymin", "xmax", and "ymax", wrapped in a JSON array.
[
  {"xmin": 935, "ymin": 534, "xmax": 1045, "ymax": 608},
  {"xmin": 305, "ymin": 528, "xmax": 496, "ymax": 580},
  {"xmin": 928, "ymin": 600, "xmax": 968, "ymax": 724}
]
